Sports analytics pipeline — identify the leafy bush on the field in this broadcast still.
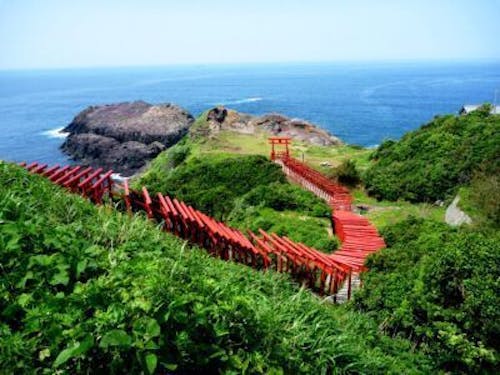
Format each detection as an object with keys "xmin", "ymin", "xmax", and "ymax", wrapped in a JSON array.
[
  {"xmin": 353, "ymin": 217, "xmax": 500, "ymax": 373},
  {"xmin": 227, "ymin": 183, "xmax": 335, "ymax": 252},
  {"xmin": 329, "ymin": 159, "xmax": 361, "ymax": 187},
  {"xmin": 468, "ymin": 172, "xmax": 500, "ymax": 229},
  {"xmin": 0, "ymin": 162, "xmax": 432, "ymax": 373},
  {"xmin": 138, "ymin": 142, "xmax": 191, "ymax": 190},
  {"xmin": 364, "ymin": 108, "xmax": 500, "ymax": 202},
  {"xmin": 228, "ymin": 206, "xmax": 339, "ymax": 253},
  {"xmin": 239, "ymin": 182, "xmax": 331, "ymax": 217},
  {"xmin": 137, "ymin": 154, "xmax": 286, "ymax": 219}
]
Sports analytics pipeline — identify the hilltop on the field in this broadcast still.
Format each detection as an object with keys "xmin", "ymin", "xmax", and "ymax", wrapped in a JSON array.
[
  {"xmin": 192, "ymin": 106, "xmax": 342, "ymax": 146},
  {"xmin": 364, "ymin": 104, "xmax": 499, "ymax": 228}
]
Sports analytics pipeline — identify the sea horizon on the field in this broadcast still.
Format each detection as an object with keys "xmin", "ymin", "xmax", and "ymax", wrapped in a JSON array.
[{"xmin": 2, "ymin": 57, "xmax": 500, "ymax": 73}]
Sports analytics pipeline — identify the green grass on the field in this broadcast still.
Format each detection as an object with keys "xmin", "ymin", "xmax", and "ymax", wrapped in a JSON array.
[
  {"xmin": 229, "ymin": 207, "xmax": 338, "ymax": 253},
  {"xmin": 190, "ymin": 126, "xmax": 372, "ymax": 173},
  {"xmin": 0, "ymin": 162, "xmax": 433, "ymax": 373},
  {"xmin": 456, "ymin": 172, "xmax": 499, "ymax": 230},
  {"xmin": 456, "ymin": 186, "xmax": 481, "ymax": 220},
  {"xmin": 351, "ymin": 188, "xmax": 446, "ymax": 229},
  {"xmin": 200, "ymin": 131, "xmax": 372, "ymax": 167}
]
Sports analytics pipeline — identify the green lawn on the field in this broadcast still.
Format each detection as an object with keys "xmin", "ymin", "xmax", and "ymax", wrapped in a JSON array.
[{"xmin": 351, "ymin": 188, "xmax": 445, "ymax": 229}]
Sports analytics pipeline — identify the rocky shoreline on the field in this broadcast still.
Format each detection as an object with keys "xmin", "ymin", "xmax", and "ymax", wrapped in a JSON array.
[{"xmin": 60, "ymin": 101, "xmax": 342, "ymax": 175}]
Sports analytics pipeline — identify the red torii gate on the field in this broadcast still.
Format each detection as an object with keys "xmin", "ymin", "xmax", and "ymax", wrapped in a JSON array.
[{"xmin": 269, "ymin": 137, "xmax": 291, "ymax": 160}]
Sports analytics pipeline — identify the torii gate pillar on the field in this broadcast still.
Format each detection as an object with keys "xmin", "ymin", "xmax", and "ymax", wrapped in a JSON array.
[{"xmin": 268, "ymin": 137, "xmax": 291, "ymax": 160}]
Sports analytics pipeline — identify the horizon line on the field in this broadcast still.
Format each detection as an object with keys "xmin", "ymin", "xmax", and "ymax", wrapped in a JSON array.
[{"xmin": 2, "ymin": 57, "xmax": 500, "ymax": 73}]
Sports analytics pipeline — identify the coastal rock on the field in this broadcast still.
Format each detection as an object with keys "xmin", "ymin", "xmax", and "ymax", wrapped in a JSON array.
[
  {"xmin": 61, "ymin": 101, "xmax": 194, "ymax": 175},
  {"xmin": 198, "ymin": 107, "xmax": 342, "ymax": 146}
]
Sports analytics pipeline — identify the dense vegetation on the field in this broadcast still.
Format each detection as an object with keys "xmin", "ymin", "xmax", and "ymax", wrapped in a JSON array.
[
  {"xmin": 139, "ymin": 151, "xmax": 286, "ymax": 220},
  {"xmin": 326, "ymin": 159, "xmax": 362, "ymax": 187},
  {"xmin": 459, "ymin": 171, "xmax": 500, "ymax": 229},
  {"xmin": 354, "ymin": 217, "xmax": 500, "ymax": 373},
  {"xmin": 364, "ymin": 106, "xmax": 500, "ymax": 203},
  {"xmin": 0, "ymin": 162, "xmax": 432, "ymax": 373},
  {"xmin": 137, "ymin": 143, "xmax": 337, "ymax": 252}
]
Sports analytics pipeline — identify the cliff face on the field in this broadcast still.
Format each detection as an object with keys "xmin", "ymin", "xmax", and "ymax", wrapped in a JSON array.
[
  {"xmin": 192, "ymin": 106, "xmax": 342, "ymax": 146},
  {"xmin": 61, "ymin": 101, "xmax": 194, "ymax": 176}
]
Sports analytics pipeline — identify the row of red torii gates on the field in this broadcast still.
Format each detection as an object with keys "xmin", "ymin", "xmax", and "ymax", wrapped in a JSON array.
[
  {"xmin": 270, "ymin": 137, "xmax": 386, "ymax": 298},
  {"xmin": 19, "ymin": 137, "xmax": 384, "ymax": 302}
]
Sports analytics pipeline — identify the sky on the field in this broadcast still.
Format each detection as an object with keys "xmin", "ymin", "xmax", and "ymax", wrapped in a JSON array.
[{"xmin": 0, "ymin": 0, "xmax": 499, "ymax": 70}]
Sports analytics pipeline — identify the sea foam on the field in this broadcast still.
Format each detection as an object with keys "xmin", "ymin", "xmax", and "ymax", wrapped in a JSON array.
[
  {"xmin": 42, "ymin": 127, "xmax": 70, "ymax": 139},
  {"xmin": 216, "ymin": 97, "xmax": 263, "ymax": 105}
]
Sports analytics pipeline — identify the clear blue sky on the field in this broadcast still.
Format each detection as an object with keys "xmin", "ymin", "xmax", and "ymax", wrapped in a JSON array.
[{"xmin": 1, "ymin": 0, "xmax": 499, "ymax": 70}]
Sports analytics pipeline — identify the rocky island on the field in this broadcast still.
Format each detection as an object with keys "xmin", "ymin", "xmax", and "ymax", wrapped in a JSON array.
[{"xmin": 61, "ymin": 101, "xmax": 195, "ymax": 176}]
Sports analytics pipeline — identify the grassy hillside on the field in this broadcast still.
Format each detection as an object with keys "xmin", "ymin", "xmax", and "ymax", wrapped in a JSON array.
[
  {"xmin": 364, "ymin": 106, "xmax": 500, "ymax": 204},
  {"xmin": 188, "ymin": 111, "xmax": 372, "ymax": 172},
  {"xmin": 0, "ymin": 162, "xmax": 431, "ymax": 373},
  {"xmin": 353, "ymin": 217, "xmax": 500, "ymax": 373},
  {"xmin": 351, "ymin": 189, "xmax": 446, "ymax": 228}
]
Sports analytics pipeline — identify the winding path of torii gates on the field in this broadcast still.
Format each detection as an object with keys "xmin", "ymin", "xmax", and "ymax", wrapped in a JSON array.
[{"xmin": 19, "ymin": 138, "xmax": 384, "ymax": 302}]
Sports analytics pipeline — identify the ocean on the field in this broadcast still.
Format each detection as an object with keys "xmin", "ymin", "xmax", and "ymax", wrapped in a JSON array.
[{"xmin": 1, "ymin": 61, "xmax": 499, "ymax": 165}]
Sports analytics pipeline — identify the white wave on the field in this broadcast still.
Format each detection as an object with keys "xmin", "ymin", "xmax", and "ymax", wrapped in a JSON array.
[
  {"xmin": 216, "ymin": 97, "xmax": 263, "ymax": 105},
  {"xmin": 42, "ymin": 127, "xmax": 69, "ymax": 139}
]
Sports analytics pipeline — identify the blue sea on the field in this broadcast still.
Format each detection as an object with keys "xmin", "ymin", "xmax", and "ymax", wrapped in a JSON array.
[{"xmin": 1, "ymin": 61, "xmax": 499, "ymax": 165}]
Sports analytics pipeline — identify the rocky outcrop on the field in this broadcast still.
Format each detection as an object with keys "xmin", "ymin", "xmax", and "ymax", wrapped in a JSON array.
[
  {"xmin": 445, "ymin": 196, "xmax": 472, "ymax": 226},
  {"xmin": 444, "ymin": 195, "xmax": 472, "ymax": 227},
  {"xmin": 61, "ymin": 101, "xmax": 194, "ymax": 176},
  {"xmin": 193, "ymin": 106, "xmax": 342, "ymax": 146}
]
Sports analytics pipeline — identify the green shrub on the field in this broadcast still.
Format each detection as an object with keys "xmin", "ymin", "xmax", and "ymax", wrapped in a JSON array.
[
  {"xmin": 354, "ymin": 217, "xmax": 500, "ymax": 373},
  {"xmin": 468, "ymin": 172, "xmax": 500, "ymax": 229},
  {"xmin": 137, "ymin": 154, "xmax": 285, "ymax": 220},
  {"xmin": 228, "ymin": 206, "xmax": 338, "ymax": 253},
  {"xmin": 364, "ymin": 108, "xmax": 500, "ymax": 202},
  {"xmin": 240, "ymin": 182, "xmax": 331, "ymax": 217},
  {"xmin": 168, "ymin": 143, "xmax": 191, "ymax": 168},
  {"xmin": 330, "ymin": 159, "xmax": 361, "ymax": 187}
]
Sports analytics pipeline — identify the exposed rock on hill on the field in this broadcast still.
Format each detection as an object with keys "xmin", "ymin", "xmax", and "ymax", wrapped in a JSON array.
[
  {"xmin": 193, "ymin": 106, "xmax": 342, "ymax": 146},
  {"xmin": 61, "ymin": 101, "xmax": 194, "ymax": 175},
  {"xmin": 445, "ymin": 195, "xmax": 472, "ymax": 226}
]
